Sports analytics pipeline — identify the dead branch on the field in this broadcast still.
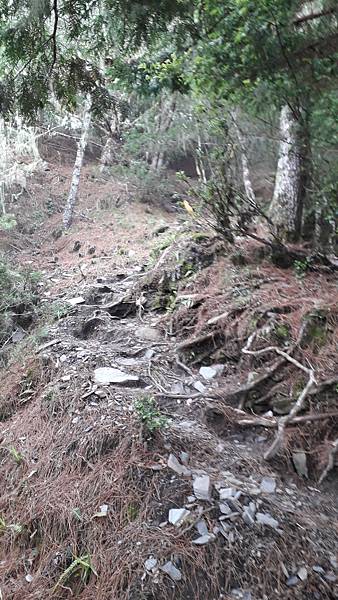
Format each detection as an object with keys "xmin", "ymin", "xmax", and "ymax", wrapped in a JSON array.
[
  {"xmin": 238, "ymin": 410, "xmax": 338, "ymax": 428},
  {"xmin": 242, "ymin": 327, "xmax": 316, "ymax": 460}
]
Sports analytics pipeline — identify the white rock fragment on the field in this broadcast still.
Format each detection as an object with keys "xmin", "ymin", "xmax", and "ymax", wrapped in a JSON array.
[
  {"xmin": 67, "ymin": 296, "xmax": 85, "ymax": 306},
  {"xmin": 135, "ymin": 326, "xmax": 161, "ymax": 341},
  {"xmin": 199, "ymin": 366, "xmax": 217, "ymax": 380},
  {"xmin": 193, "ymin": 380, "xmax": 206, "ymax": 393},
  {"xmin": 219, "ymin": 503, "xmax": 232, "ymax": 515},
  {"xmin": 161, "ymin": 561, "xmax": 182, "ymax": 581},
  {"xmin": 167, "ymin": 454, "xmax": 191, "ymax": 477},
  {"xmin": 94, "ymin": 367, "xmax": 139, "ymax": 385},
  {"xmin": 256, "ymin": 512, "xmax": 279, "ymax": 529},
  {"xmin": 192, "ymin": 534, "xmax": 214, "ymax": 545},
  {"xmin": 193, "ymin": 475, "xmax": 211, "ymax": 500},
  {"xmin": 25, "ymin": 574, "xmax": 33, "ymax": 583},
  {"xmin": 144, "ymin": 557, "xmax": 158, "ymax": 572},
  {"xmin": 219, "ymin": 487, "xmax": 235, "ymax": 500},
  {"xmin": 168, "ymin": 508, "xmax": 191, "ymax": 527},
  {"xmin": 297, "ymin": 567, "xmax": 308, "ymax": 581},
  {"xmin": 196, "ymin": 519, "xmax": 209, "ymax": 536},
  {"xmin": 260, "ymin": 477, "xmax": 276, "ymax": 494}
]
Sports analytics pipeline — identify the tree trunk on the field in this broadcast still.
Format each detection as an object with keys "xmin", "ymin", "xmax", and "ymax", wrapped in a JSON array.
[
  {"xmin": 231, "ymin": 110, "xmax": 256, "ymax": 206},
  {"xmin": 270, "ymin": 105, "xmax": 309, "ymax": 242},
  {"xmin": 63, "ymin": 95, "xmax": 92, "ymax": 230}
]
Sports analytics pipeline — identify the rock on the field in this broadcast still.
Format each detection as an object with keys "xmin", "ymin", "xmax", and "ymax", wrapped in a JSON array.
[
  {"xmin": 93, "ymin": 367, "xmax": 139, "ymax": 386},
  {"xmin": 312, "ymin": 565, "xmax": 325, "ymax": 574},
  {"xmin": 193, "ymin": 475, "xmax": 211, "ymax": 500},
  {"xmin": 144, "ymin": 557, "xmax": 158, "ymax": 572},
  {"xmin": 260, "ymin": 477, "xmax": 276, "ymax": 494},
  {"xmin": 242, "ymin": 509, "xmax": 255, "ymax": 527},
  {"xmin": 161, "ymin": 561, "xmax": 182, "ymax": 581},
  {"xmin": 67, "ymin": 296, "xmax": 86, "ymax": 306},
  {"xmin": 199, "ymin": 366, "xmax": 217, "ymax": 380},
  {"xmin": 193, "ymin": 380, "xmax": 206, "ymax": 393},
  {"xmin": 286, "ymin": 575, "xmax": 299, "ymax": 587},
  {"xmin": 256, "ymin": 512, "xmax": 279, "ymax": 529},
  {"xmin": 219, "ymin": 488, "xmax": 236, "ymax": 500},
  {"xmin": 180, "ymin": 451, "xmax": 189, "ymax": 465},
  {"xmin": 169, "ymin": 508, "xmax": 191, "ymax": 527},
  {"xmin": 297, "ymin": 567, "xmax": 308, "ymax": 581},
  {"xmin": 292, "ymin": 451, "xmax": 308, "ymax": 478},
  {"xmin": 167, "ymin": 454, "xmax": 191, "ymax": 477},
  {"xmin": 73, "ymin": 240, "xmax": 81, "ymax": 252},
  {"xmin": 196, "ymin": 519, "xmax": 209, "ymax": 536},
  {"xmin": 324, "ymin": 572, "xmax": 337, "ymax": 582},
  {"xmin": 219, "ymin": 502, "xmax": 232, "ymax": 515},
  {"xmin": 192, "ymin": 534, "xmax": 214, "ymax": 545},
  {"xmin": 171, "ymin": 382, "xmax": 186, "ymax": 395},
  {"xmin": 187, "ymin": 495, "xmax": 196, "ymax": 503},
  {"xmin": 25, "ymin": 574, "xmax": 33, "ymax": 583},
  {"xmin": 135, "ymin": 326, "xmax": 161, "ymax": 341},
  {"xmin": 210, "ymin": 364, "xmax": 225, "ymax": 376}
]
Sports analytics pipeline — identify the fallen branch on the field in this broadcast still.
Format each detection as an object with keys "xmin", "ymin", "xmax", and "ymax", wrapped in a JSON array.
[
  {"xmin": 238, "ymin": 410, "xmax": 338, "ymax": 428},
  {"xmin": 242, "ymin": 328, "xmax": 316, "ymax": 460}
]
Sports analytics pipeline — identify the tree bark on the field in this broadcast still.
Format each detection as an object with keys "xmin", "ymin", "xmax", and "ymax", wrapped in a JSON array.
[
  {"xmin": 231, "ymin": 110, "xmax": 256, "ymax": 207},
  {"xmin": 63, "ymin": 95, "xmax": 92, "ymax": 230},
  {"xmin": 270, "ymin": 105, "xmax": 309, "ymax": 242}
]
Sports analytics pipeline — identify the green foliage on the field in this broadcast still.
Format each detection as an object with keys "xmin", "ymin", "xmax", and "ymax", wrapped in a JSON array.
[
  {"xmin": 134, "ymin": 396, "xmax": 168, "ymax": 433},
  {"xmin": 293, "ymin": 257, "xmax": 311, "ymax": 279},
  {"xmin": 9, "ymin": 446, "xmax": 23, "ymax": 465},
  {"xmin": 53, "ymin": 554, "xmax": 97, "ymax": 593},
  {"xmin": 0, "ymin": 214, "xmax": 17, "ymax": 230}
]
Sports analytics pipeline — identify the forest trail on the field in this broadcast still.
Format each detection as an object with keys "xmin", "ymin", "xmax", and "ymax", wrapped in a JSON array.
[{"xmin": 1, "ymin": 158, "xmax": 337, "ymax": 600}]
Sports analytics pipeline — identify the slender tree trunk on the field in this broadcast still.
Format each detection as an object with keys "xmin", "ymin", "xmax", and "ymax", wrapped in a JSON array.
[
  {"xmin": 231, "ymin": 110, "xmax": 256, "ymax": 206},
  {"xmin": 150, "ymin": 94, "xmax": 177, "ymax": 171},
  {"xmin": 270, "ymin": 105, "xmax": 309, "ymax": 242},
  {"xmin": 63, "ymin": 95, "xmax": 92, "ymax": 230}
]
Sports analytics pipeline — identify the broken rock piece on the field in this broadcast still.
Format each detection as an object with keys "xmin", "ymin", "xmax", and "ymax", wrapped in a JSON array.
[
  {"xmin": 193, "ymin": 475, "xmax": 211, "ymax": 500},
  {"xmin": 93, "ymin": 367, "xmax": 139, "ymax": 386},
  {"xmin": 169, "ymin": 508, "xmax": 191, "ymax": 527},
  {"xmin": 260, "ymin": 477, "xmax": 277, "ymax": 494},
  {"xmin": 161, "ymin": 561, "xmax": 182, "ymax": 582},
  {"xmin": 199, "ymin": 366, "xmax": 217, "ymax": 380},
  {"xmin": 192, "ymin": 534, "xmax": 215, "ymax": 545},
  {"xmin": 292, "ymin": 451, "xmax": 308, "ymax": 478},
  {"xmin": 167, "ymin": 454, "xmax": 191, "ymax": 477},
  {"xmin": 256, "ymin": 512, "xmax": 279, "ymax": 529}
]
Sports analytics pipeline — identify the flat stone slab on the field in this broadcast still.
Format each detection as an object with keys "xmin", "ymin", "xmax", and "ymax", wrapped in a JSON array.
[{"xmin": 93, "ymin": 367, "xmax": 139, "ymax": 385}]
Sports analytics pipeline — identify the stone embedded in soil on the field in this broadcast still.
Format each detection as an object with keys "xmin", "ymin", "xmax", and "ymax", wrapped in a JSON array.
[
  {"xmin": 135, "ymin": 326, "xmax": 162, "ymax": 341},
  {"xmin": 144, "ymin": 557, "xmax": 158, "ymax": 572},
  {"xmin": 260, "ymin": 477, "xmax": 276, "ymax": 494},
  {"xmin": 297, "ymin": 567, "xmax": 308, "ymax": 581},
  {"xmin": 192, "ymin": 534, "xmax": 215, "ymax": 545},
  {"xmin": 219, "ymin": 487, "xmax": 236, "ymax": 500},
  {"xmin": 93, "ymin": 367, "xmax": 139, "ymax": 386},
  {"xmin": 161, "ymin": 561, "xmax": 182, "ymax": 582},
  {"xmin": 199, "ymin": 366, "xmax": 217, "ymax": 380},
  {"xmin": 167, "ymin": 453, "xmax": 191, "ymax": 477},
  {"xmin": 169, "ymin": 508, "xmax": 191, "ymax": 527},
  {"xmin": 286, "ymin": 575, "xmax": 299, "ymax": 587},
  {"xmin": 242, "ymin": 509, "xmax": 255, "ymax": 527},
  {"xmin": 67, "ymin": 296, "xmax": 86, "ymax": 306},
  {"xmin": 292, "ymin": 451, "xmax": 308, "ymax": 478},
  {"xmin": 193, "ymin": 380, "xmax": 206, "ymax": 393},
  {"xmin": 196, "ymin": 519, "xmax": 209, "ymax": 536},
  {"xmin": 256, "ymin": 512, "xmax": 279, "ymax": 529},
  {"xmin": 25, "ymin": 574, "xmax": 33, "ymax": 583},
  {"xmin": 193, "ymin": 474, "xmax": 211, "ymax": 500},
  {"xmin": 219, "ymin": 502, "xmax": 232, "ymax": 515}
]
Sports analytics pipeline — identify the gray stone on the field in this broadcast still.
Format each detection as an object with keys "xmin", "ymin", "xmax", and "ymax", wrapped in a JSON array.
[
  {"xmin": 180, "ymin": 451, "xmax": 189, "ymax": 465},
  {"xmin": 192, "ymin": 534, "xmax": 214, "ymax": 545},
  {"xmin": 219, "ymin": 502, "xmax": 232, "ymax": 515},
  {"xmin": 196, "ymin": 519, "xmax": 209, "ymax": 536},
  {"xmin": 161, "ymin": 561, "xmax": 182, "ymax": 581},
  {"xmin": 219, "ymin": 487, "xmax": 236, "ymax": 500},
  {"xmin": 193, "ymin": 475, "xmax": 211, "ymax": 500},
  {"xmin": 187, "ymin": 495, "xmax": 196, "ymax": 503},
  {"xmin": 297, "ymin": 567, "xmax": 308, "ymax": 581},
  {"xmin": 324, "ymin": 572, "xmax": 336, "ymax": 582},
  {"xmin": 260, "ymin": 477, "xmax": 276, "ymax": 494},
  {"xmin": 199, "ymin": 366, "xmax": 217, "ymax": 380},
  {"xmin": 135, "ymin": 326, "xmax": 161, "ymax": 341},
  {"xmin": 292, "ymin": 451, "xmax": 308, "ymax": 478},
  {"xmin": 67, "ymin": 296, "xmax": 85, "ymax": 306},
  {"xmin": 144, "ymin": 557, "xmax": 158, "ymax": 572},
  {"xmin": 312, "ymin": 565, "xmax": 325, "ymax": 574},
  {"xmin": 256, "ymin": 512, "xmax": 279, "ymax": 529},
  {"xmin": 94, "ymin": 367, "xmax": 139, "ymax": 385},
  {"xmin": 168, "ymin": 508, "xmax": 191, "ymax": 527},
  {"xmin": 242, "ymin": 509, "xmax": 255, "ymax": 527},
  {"xmin": 167, "ymin": 454, "xmax": 191, "ymax": 477},
  {"xmin": 286, "ymin": 576, "xmax": 299, "ymax": 587},
  {"xmin": 193, "ymin": 380, "xmax": 206, "ymax": 393}
]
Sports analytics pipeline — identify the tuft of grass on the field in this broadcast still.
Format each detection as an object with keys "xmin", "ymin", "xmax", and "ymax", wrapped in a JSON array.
[
  {"xmin": 9, "ymin": 446, "xmax": 23, "ymax": 465},
  {"xmin": 52, "ymin": 553, "xmax": 97, "ymax": 593},
  {"xmin": 134, "ymin": 396, "xmax": 168, "ymax": 433}
]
